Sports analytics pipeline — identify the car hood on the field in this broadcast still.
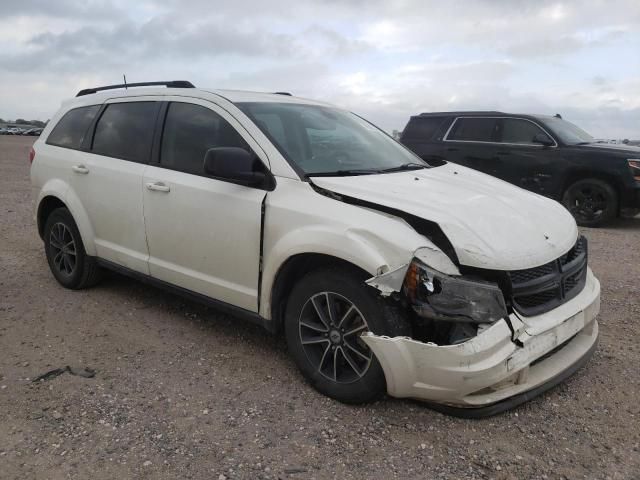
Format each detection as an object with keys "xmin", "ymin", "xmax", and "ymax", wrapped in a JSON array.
[
  {"xmin": 575, "ymin": 143, "xmax": 640, "ymax": 156},
  {"xmin": 311, "ymin": 163, "xmax": 578, "ymax": 271}
]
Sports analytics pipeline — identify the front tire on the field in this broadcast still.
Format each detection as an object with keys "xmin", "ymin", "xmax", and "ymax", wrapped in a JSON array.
[
  {"xmin": 43, "ymin": 207, "xmax": 102, "ymax": 289},
  {"xmin": 562, "ymin": 178, "xmax": 617, "ymax": 227},
  {"xmin": 285, "ymin": 267, "xmax": 410, "ymax": 404}
]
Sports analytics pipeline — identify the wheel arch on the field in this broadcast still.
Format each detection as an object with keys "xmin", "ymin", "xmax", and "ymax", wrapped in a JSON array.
[
  {"xmin": 37, "ymin": 195, "xmax": 67, "ymax": 239},
  {"xmin": 561, "ymin": 169, "xmax": 622, "ymax": 214},
  {"xmin": 36, "ymin": 188, "xmax": 97, "ymax": 255},
  {"xmin": 268, "ymin": 253, "xmax": 375, "ymax": 335}
]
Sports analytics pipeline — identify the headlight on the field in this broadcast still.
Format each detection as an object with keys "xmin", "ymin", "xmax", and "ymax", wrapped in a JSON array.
[
  {"xmin": 403, "ymin": 258, "xmax": 507, "ymax": 324},
  {"xmin": 628, "ymin": 159, "xmax": 640, "ymax": 181}
]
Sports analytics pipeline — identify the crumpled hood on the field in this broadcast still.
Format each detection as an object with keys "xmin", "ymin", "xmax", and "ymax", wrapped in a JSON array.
[{"xmin": 312, "ymin": 163, "xmax": 578, "ymax": 271}]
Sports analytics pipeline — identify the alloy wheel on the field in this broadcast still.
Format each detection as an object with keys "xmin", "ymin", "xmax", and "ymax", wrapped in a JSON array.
[
  {"xmin": 298, "ymin": 292, "xmax": 372, "ymax": 384},
  {"xmin": 49, "ymin": 222, "xmax": 77, "ymax": 276},
  {"xmin": 567, "ymin": 184, "xmax": 608, "ymax": 222}
]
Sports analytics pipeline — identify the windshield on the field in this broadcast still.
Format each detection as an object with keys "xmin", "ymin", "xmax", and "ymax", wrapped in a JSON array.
[
  {"xmin": 540, "ymin": 116, "xmax": 594, "ymax": 145},
  {"xmin": 237, "ymin": 102, "xmax": 428, "ymax": 175}
]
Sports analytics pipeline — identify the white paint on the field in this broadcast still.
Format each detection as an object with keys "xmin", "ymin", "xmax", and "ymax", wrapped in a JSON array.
[{"xmin": 362, "ymin": 269, "xmax": 600, "ymax": 405}]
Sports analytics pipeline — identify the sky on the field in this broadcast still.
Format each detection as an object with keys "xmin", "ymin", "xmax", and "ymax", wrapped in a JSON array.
[{"xmin": 0, "ymin": 0, "xmax": 639, "ymax": 138}]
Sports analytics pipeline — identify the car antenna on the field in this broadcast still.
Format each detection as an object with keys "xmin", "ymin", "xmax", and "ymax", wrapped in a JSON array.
[
  {"xmin": 123, "ymin": 74, "xmax": 128, "ymax": 90},
  {"xmin": 554, "ymin": 113, "xmax": 562, "ymax": 119}
]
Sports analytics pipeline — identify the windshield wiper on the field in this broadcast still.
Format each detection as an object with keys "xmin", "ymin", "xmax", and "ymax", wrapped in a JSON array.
[
  {"xmin": 377, "ymin": 162, "xmax": 429, "ymax": 173},
  {"xmin": 306, "ymin": 169, "xmax": 380, "ymax": 177}
]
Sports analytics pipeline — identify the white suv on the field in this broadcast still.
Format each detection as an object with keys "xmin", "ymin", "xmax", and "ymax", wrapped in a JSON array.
[{"xmin": 30, "ymin": 81, "xmax": 600, "ymax": 416}]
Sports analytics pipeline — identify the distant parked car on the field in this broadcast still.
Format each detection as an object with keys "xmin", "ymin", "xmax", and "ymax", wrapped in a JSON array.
[
  {"xmin": 22, "ymin": 128, "xmax": 43, "ymax": 136},
  {"xmin": 400, "ymin": 112, "xmax": 640, "ymax": 226}
]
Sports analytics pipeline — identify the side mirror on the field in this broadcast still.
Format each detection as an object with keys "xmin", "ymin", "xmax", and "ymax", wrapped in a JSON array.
[
  {"xmin": 203, "ymin": 147, "xmax": 275, "ymax": 190},
  {"xmin": 532, "ymin": 132, "xmax": 554, "ymax": 147}
]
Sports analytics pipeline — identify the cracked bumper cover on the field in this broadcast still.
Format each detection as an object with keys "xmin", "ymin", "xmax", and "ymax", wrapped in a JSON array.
[{"xmin": 361, "ymin": 268, "xmax": 600, "ymax": 415}]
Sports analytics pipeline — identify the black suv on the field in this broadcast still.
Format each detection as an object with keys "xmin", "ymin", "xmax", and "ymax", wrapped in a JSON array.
[{"xmin": 400, "ymin": 111, "xmax": 640, "ymax": 226}]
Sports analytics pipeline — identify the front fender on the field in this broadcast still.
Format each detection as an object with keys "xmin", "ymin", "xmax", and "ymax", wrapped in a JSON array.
[{"xmin": 259, "ymin": 225, "xmax": 390, "ymax": 318}]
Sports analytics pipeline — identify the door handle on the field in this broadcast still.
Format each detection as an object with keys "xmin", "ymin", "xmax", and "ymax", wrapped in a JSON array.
[
  {"xmin": 72, "ymin": 165, "xmax": 89, "ymax": 174},
  {"xmin": 146, "ymin": 181, "xmax": 170, "ymax": 193}
]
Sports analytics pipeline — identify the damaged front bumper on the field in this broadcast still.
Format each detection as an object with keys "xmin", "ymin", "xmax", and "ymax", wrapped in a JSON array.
[{"xmin": 362, "ymin": 267, "xmax": 600, "ymax": 417}]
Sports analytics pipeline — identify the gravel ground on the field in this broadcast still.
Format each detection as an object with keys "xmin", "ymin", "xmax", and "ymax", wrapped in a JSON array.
[{"xmin": 1, "ymin": 135, "xmax": 639, "ymax": 480}]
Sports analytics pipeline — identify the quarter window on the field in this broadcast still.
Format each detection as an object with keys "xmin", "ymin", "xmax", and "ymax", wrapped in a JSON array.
[
  {"xmin": 160, "ymin": 102, "xmax": 249, "ymax": 176},
  {"xmin": 447, "ymin": 118, "xmax": 498, "ymax": 142},
  {"xmin": 46, "ymin": 105, "xmax": 100, "ymax": 149},
  {"xmin": 92, "ymin": 102, "xmax": 158, "ymax": 163},
  {"xmin": 501, "ymin": 119, "xmax": 546, "ymax": 145}
]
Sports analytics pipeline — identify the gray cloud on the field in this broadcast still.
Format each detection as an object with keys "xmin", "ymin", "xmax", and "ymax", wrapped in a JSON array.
[{"xmin": 0, "ymin": 0, "xmax": 638, "ymax": 139}]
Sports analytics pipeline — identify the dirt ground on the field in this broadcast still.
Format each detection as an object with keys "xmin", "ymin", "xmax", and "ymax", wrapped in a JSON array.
[{"xmin": 1, "ymin": 135, "xmax": 639, "ymax": 480}]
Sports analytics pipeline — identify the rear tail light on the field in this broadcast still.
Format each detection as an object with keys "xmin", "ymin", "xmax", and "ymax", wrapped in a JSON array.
[{"xmin": 29, "ymin": 147, "xmax": 35, "ymax": 164}]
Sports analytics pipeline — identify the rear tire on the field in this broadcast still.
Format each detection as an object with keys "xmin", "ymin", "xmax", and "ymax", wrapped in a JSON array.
[
  {"xmin": 284, "ymin": 267, "xmax": 410, "ymax": 404},
  {"xmin": 43, "ymin": 208, "xmax": 102, "ymax": 289},
  {"xmin": 562, "ymin": 178, "xmax": 617, "ymax": 227}
]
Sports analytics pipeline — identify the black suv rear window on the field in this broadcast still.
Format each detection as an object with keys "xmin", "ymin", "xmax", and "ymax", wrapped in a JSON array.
[
  {"xmin": 46, "ymin": 105, "xmax": 100, "ymax": 149},
  {"xmin": 447, "ymin": 117, "xmax": 498, "ymax": 142},
  {"xmin": 92, "ymin": 102, "xmax": 158, "ymax": 163},
  {"xmin": 402, "ymin": 117, "xmax": 446, "ymax": 141}
]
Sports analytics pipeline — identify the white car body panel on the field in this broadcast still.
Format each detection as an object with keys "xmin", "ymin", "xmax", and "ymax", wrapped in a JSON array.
[
  {"xmin": 71, "ymin": 150, "xmax": 149, "ymax": 274},
  {"xmin": 143, "ymin": 164, "xmax": 265, "ymax": 311},
  {"xmin": 312, "ymin": 163, "xmax": 579, "ymax": 270},
  {"xmin": 258, "ymin": 178, "xmax": 456, "ymax": 318}
]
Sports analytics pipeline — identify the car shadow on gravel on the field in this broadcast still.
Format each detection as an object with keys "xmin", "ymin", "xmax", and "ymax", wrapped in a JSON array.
[
  {"xmin": 604, "ymin": 215, "xmax": 640, "ymax": 230},
  {"xmin": 97, "ymin": 269, "xmax": 285, "ymax": 351}
]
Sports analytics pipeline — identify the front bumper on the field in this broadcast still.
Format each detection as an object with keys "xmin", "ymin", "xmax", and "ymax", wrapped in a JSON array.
[
  {"xmin": 620, "ymin": 182, "xmax": 640, "ymax": 216},
  {"xmin": 361, "ymin": 268, "xmax": 600, "ymax": 416}
]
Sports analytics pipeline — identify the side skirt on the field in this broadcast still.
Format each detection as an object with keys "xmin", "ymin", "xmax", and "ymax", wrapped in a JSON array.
[{"xmin": 96, "ymin": 258, "xmax": 276, "ymax": 334}]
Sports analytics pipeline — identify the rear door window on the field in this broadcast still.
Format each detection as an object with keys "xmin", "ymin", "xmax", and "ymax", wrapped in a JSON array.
[
  {"xmin": 160, "ymin": 102, "xmax": 249, "ymax": 176},
  {"xmin": 46, "ymin": 105, "xmax": 100, "ymax": 149},
  {"xmin": 402, "ymin": 117, "xmax": 446, "ymax": 141},
  {"xmin": 447, "ymin": 117, "xmax": 498, "ymax": 142},
  {"xmin": 92, "ymin": 102, "xmax": 158, "ymax": 163},
  {"xmin": 500, "ymin": 119, "xmax": 546, "ymax": 145}
]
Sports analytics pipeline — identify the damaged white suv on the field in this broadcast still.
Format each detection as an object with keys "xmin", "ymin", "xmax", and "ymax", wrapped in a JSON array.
[{"xmin": 31, "ymin": 81, "xmax": 600, "ymax": 416}]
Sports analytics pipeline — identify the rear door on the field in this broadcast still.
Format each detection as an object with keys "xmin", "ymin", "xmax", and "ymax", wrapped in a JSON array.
[
  {"xmin": 75, "ymin": 99, "xmax": 160, "ymax": 273},
  {"xmin": 142, "ymin": 99, "xmax": 268, "ymax": 312},
  {"xmin": 443, "ymin": 117, "xmax": 501, "ymax": 174}
]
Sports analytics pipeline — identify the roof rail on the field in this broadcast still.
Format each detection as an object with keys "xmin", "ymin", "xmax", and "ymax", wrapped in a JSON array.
[
  {"xmin": 76, "ymin": 80, "xmax": 195, "ymax": 97},
  {"xmin": 274, "ymin": 91, "xmax": 292, "ymax": 96}
]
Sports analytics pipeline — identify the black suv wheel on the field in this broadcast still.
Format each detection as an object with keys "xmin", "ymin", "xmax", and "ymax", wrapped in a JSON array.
[
  {"xmin": 284, "ymin": 267, "xmax": 410, "ymax": 403},
  {"xmin": 562, "ymin": 178, "xmax": 618, "ymax": 227},
  {"xmin": 43, "ymin": 207, "xmax": 102, "ymax": 289}
]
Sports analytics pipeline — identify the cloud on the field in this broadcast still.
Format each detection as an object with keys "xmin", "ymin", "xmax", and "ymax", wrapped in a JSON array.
[{"xmin": 0, "ymin": 0, "xmax": 638, "ymax": 139}]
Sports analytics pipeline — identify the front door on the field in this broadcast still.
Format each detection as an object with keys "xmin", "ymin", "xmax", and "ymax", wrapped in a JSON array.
[
  {"xmin": 495, "ymin": 118, "xmax": 559, "ymax": 196},
  {"xmin": 142, "ymin": 100, "xmax": 269, "ymax": 312}
]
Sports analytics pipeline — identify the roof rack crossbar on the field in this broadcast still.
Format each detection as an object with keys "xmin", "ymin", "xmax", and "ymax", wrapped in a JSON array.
[{"xmin": 76, "ymin": 80, "xmax": 195, "ymax": 97}]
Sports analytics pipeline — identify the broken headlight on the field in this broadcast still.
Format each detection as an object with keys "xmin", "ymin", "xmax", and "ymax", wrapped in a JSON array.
[{"xmin": 403, "ymin": 258, "xmax": 507, "ymax": 324}]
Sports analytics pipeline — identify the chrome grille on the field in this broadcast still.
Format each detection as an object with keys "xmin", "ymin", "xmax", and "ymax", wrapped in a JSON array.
[{"xmin": 508, "ymin": 236, "xmax": 588, "ymax": 316}]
